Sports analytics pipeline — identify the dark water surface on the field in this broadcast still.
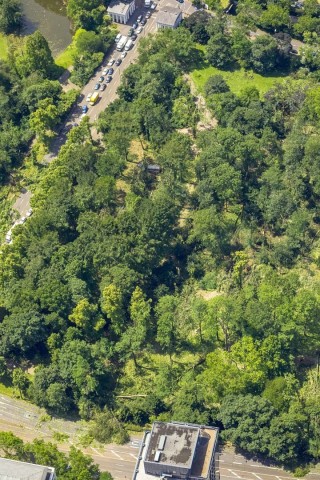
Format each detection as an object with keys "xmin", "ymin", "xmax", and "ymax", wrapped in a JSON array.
[{"xmin": 21, "ymin": 0, "xmax": 72, "ymax": 56}]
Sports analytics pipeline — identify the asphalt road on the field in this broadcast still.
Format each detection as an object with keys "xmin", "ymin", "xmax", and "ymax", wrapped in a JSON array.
[{"xmin": 0, "ymin": 393, "xmax": 319, "ymax": 480}]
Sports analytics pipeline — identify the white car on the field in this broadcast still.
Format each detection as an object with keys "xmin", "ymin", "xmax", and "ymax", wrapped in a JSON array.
[
  {"xmin": 121, "ymin": 51, "xmax": 127, "ymax": 58},
  {"xmin": 86, "ymin": 92, "xmax": 92, "ymax": 102},
  {"xmin": 102, "ymin": 67, "xmax": 109, "ymax": 75},
  {"xmin": 136, "ymin": 25, "xmax": 143, "ymax": 34},
  {"xmin": 17, "ymin": 216, "xmax": 26, "ymax": 225},
  {"xmin": 108, "ymin": 58, "xmax": 115, "ymax": 66},
  {"xmin": 26, "ymin": 208, "xmax": 33, "ymax": 217},
  {"xmin": 151, "ymin": 2, "xmax": 157, "ymax": 9},
  {"xmin": 115, "ymin": 33, "xmax": 121, "ymax": 43}
]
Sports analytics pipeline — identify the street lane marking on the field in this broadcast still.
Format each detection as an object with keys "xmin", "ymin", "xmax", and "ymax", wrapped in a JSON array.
[
  {"xmin": 253, "ymin": 473, "xmax": 263, "ymax": 480},
  {"xmin": 222, "ymin": 469, "xmax": 293, "ymax": 479},
  {"xmin": 130, "ymin": 453, "xmax": 138, "ymax": 460},
  {"xmin": 249, "ymin": 466, "xmax": 279, "ymax": 470},
  {"xmin": 91, "ymin": 447, "xmax": 104, "ymax": 457},
  {"xmin": 111, "ymin": 450, "xmax": 124, "ymax": 460},
  {"xmin": 233, "ymin": 462, "xmax": 243, "ymax": 465},
  {"xmin": 228, "ymin": 469, "xmax": 241, "ymax": 478}
]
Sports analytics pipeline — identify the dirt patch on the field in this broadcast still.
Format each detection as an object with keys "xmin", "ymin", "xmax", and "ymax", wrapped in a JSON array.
[
  {"xmin": 197, "ymin": 289, "xmax": 223, "ymax": 301},
  {"xmin": 185, "ymin": 74, "xmax": 218, "ymax": 131}
]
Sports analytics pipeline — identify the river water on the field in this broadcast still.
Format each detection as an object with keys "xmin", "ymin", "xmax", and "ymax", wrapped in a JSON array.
[{"xmin": 21, "ymin": 0, "xmax": 72, "ymax": 56}]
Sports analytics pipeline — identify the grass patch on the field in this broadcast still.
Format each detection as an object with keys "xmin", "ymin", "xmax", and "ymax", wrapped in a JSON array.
[
  {"xmin": 191, "ymin": 64, "xmax": 289, "ymax": 96},
  {"xmin": 0, "ymin": 382, "xmax": 15, "ymax": 398},
  {"xmin": 55, "ymin": 42, "xmax": 76, "ymax": 69},
  {"xmin": 0, "ymin": 34, "xmax": 8, "ymax": 60}
]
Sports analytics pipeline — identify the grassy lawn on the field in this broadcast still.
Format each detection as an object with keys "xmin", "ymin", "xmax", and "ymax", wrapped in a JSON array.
[
  {"xmin": 0, "ymin": 33, "xmax": 8, "ymax": 60},
  {"xmin": 55, "ymin": 42, "xmax": 77, "ymax": 69},
  {"xmin": 191, "ymin": 64, "xmax": 289, "ymax": 96}
]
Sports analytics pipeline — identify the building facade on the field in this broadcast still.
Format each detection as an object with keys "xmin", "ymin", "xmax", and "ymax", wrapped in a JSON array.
[
  {"xmin": 107, "ymin": 0, "xmax": 136, "ymax": 24},
  {"xmin": 0, "ymin": 458, "xmax": 56, "ymax": 480},
  {"xmin": 133, "ymin": 421, "xmax": 219, "ymax": 480},
  {"xmin": 156, "ymin": 5, "xmax": 182, "ymax": 29}
]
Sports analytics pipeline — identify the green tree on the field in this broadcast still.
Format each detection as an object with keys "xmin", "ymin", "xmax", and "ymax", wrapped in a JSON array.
[
  {"xmin": 76, "ymin": 30, "xmax": 103, "ymax": 54},
  {"xmin": 24, "ymin": 31, "xmax": 57, "ymax": 78},
  {"xmin": 259, "ymin": 4, "xmax": 290, "ymax": 31},
  {"xmin": 0, "ymin": 0, "xmax": 22, "ymax": 33},
  {"xmin": 12, "ymin": 368, "xmax": 30, "ymax": 398},
  {"xmin": 206, "ymin": 33, "xmax": 233, "ymax": 68},
  {"xmin": 204, "ymin": 74, "xmax": 229, "ymax": 97}
]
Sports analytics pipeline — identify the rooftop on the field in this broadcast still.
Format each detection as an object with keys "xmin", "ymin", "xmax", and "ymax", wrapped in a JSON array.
[
  {"xmin": 145, "ymin": 422, "xmax": 199, "ymax": 468},
  {"xmin": 107, "ymin": 0, "xmax": 133, "ymax": 15},
  {"xmin": 0, "ymin": 458, "xmax": 55, "ymax": 480},
  {"xmin": 156, "ymin": 5, "xmax": 182, "ymax": 25},
  {"xmin": 133, "ymin": 422, "xmax": 219, "ymax": 480}
]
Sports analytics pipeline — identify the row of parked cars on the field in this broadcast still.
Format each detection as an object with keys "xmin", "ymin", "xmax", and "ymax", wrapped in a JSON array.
[
  {"xmin": 82, "ymin": 12, "xmax": 153, "ymax": 112},
  {"xmin": 5, "ymin": 208, "xmax": 33, "ymax": 244}
]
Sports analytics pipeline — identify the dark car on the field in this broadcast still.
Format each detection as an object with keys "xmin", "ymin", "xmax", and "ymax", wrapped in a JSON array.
[
  {"xmin": 137, "ymin": 14, "xmax": 143, "ymax": 22},
  {"xmin": 145, "ymin": 10, "xmax": 151, "ymax": 18},
  {"xmin": 131, "ymin": 33, "xmax": 137, "ymax": 41},
  {"xmin": 98, "ymin": 76, "xmax": 104, "ymax": 82},
  {"xmin": 128, "ymin": 27, "xmax": 134, "ymax": 36},
  {"xmin": 141, "ymin": 17, "xmax": 147, "ymax": 24},
  {"xmin": 94, "ymin": 83, "xmax": 100, "ymax": 90},
  {"xmin": 100, "ymin": 84, "xmax": 106, "ymax": 91},
  {"xmin": 133, "ymin": 21, "xmax": 138, "ymax": 29},
  {"xmin": 82, "ymin": 104, "xmax": 88, "ymax": 113},
  {"xmin": 106, "ymin": 76, "xmax": 112, "ymax": 83},
  {"xmin": 107, "ymin": 68, "xmax": 114, "ymax": 75},
  {"xmin": 115, "ymin": 58, "xmax": 122, "ymax": 66}
]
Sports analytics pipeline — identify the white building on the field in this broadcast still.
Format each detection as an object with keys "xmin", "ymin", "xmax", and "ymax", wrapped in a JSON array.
[
  {"xmin": 156, "ymin": 5, "xmax": 182, "ymax": 29},
  {"xmin": 107, "ymin": 0, "xmax": 136, "ymax": 24},
  {"xmin": 0, "ymin": 458, "xmax": 56, "ymax": 480}
]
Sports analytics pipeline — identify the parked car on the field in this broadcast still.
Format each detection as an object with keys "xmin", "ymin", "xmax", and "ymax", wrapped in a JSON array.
[
  {"xmin": 26, "ymin": 208, "xmax": 33, "ymax": 217},
  {"xmin": 137, "ymin": 14, "xmax": 143, "ymax": 22},
  {"xmin": 141, "ymin": 17, "xmax": 147, "ymax": 25},
  {"xmin": 86, "ymin": 92, "xmax": 92, "ymax": 102},
  {"xmin": 136, "ymin": 25, "xmax": 143, "ymax": 33},
  {"xmin": 101, "ymin": 84, "xmax": 106, "ymax": 91},
  {"xmin": 102, "ymin": 67, "xmax": 109, "ymax": 75},
  {"xmin": 121, "ymin": 51, "xmax": 127, "ymax": 58},
  {"xmin": 107, "ymin": 68, "xmax": 114, "ymax": 75},
  {"xmin": 108, "ymin": 58, "xmax": 115, "ymax": 66},
  {"xmin": 82, "ymin": 104, "xmax": 88, "ymax": 113},
  {"xmin": 115, "ymin": 58, "xmax": 122, "ymax": 66},
  {"xmin": 145, "ymin": 11, "xmax": 151, "ymax": 18},
  {"xmin": 151, "ymin": 2, "xmax": 157, "ymax": 9},
  {"xmin": 94, "ymin": 83, "xmax": 100, "ymax": 90},
  {"xmin": 115, "ymin": 33, "xmax": 122, "ymax": 43},
  {"xmin": 133, "ymin": 21, "xmax": 138, "ymax": 29},
  {"xmin": 130, "ymin": 33, "xmax": 137, "ymax": 41},
  {"xmin": 98, "ymin": 76, "xmax": 104, "ymax": 82},
  {"xmin": 128, "ymin": 27, "xmax": 134, "ymax": 37},
  {"xmin": 106, "ymin": 76, "xmax": 112, "ymax": 83}
]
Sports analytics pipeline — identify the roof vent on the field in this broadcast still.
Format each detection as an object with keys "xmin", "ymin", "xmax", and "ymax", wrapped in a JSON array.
[
  {"xmin": 154, "ymin": 450, "xmax": 161, "ymax": 462},
  {"xmin": 158, "ymin": 435, "xmax": 166, "ymax": 450}
]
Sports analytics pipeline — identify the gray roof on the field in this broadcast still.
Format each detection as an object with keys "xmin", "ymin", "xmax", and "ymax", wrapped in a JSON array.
[
  {"xmin": 0, "ymin": 458, "xmax": 54, "ymax": 480},
  {"xmin": 107, "ymin": 0, "xmax": 132, "ymax": 16},
  {"xmin": 156, "ymin": 5, "xmax": 182, "ymax": 25},
  {"xmin": 145, "ymin": 422, "xmax": 199, "ymax": 468}
]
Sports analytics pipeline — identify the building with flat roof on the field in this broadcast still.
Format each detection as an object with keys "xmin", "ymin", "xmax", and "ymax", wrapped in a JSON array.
[
  {"xmin": 107, "ymin": 0, "xmax": 136, "ymax": 24},
  {"xmin": 0, "ymin": 457, "xmax": 56, "ymax": 480},
  {"xmin": 132, "ymin": 421, "xmax": 219, "ymax": 480},
  {"xmin": 156, "ymin": 5, "xmax": 182, "ymax": 28}
]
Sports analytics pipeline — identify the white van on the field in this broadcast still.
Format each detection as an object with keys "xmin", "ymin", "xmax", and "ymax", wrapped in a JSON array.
[{"xmin": 124, "ymin": 39, "xmax": 134, "ymax": 51}]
